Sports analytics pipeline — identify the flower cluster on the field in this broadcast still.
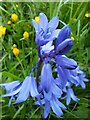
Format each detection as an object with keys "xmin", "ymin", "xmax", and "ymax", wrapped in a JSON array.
[{"xmin": 0, "ymin": 13, "xmax": 88, "ymax": 119}]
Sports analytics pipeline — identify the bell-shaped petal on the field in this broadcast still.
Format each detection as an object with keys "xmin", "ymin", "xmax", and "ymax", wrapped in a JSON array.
[
  {"xmin": 44, "ymin": 100, "xmax": 50, "ymax": 118},
  {"xmin": 30, "ymin": 76, "xmax": 39, "ymax": 97},
  {"xmin": 35, "ymin": 33, "xmax": 45, "ymax": 46},
  {"xmin": 68, "ymin": 88, "xmax": 79, "ymax": 102},
  {"xmin": 57, "ymin": 66, "xmax": 67, "ymax": 88},
  {"xmin": 16, "ymin": 76, "xmax": 39, "ymax": 103},
  {"xmin": 16, "ymin": 76, "xmax": 31, "ymax": 103},
  {"xmin": 35, "ymin": 29, "xmax": 60, "ymax": 46},
  {"xmin": 55, "ymin": 98, "xmax": 66, "ymax": 109},
  {"xmin": 69, "ymin": 66, "xmax": 88, "ymax": 88},
  {"xmin": 70, "ymin": 75, "xmax": 79, "ymax": 85},
  {"xmin": 41, "ymin": 41, "xmax": 54, "ymax": 54},
  {"xmin": 51, "ymin": 80, "xmax": 62, "ymax": 98},
  {"xmin": 44, "ymin": 90, "xmax": 52, "ymax": 101},
  {"xmin": 32, "ymin": 19, "xmax": 40, "ymax": 32},
  {"xmin": 50, "ymin": 97, "xmax": 63, "ymax": 116},
  {"xmin": 56, "ymin": 25, "xmax": 70, "ymax": 46},
  {"xmin": 2, "ymin": 84, "xmax": 22, "ymax": 97},
  {"xmin": 35, "ymin": 99, "xmax": 45, "ymax": 106},
  {"xmin": 56, "ymin": 39, "xmax": 74, "ymax": 55},
  {"xmin": 0, "ymin": 81, "xmax": 20, "ymax": 91},
  {"xmin": 66, "ymin": 88, "xmax": 79, "ymax": 105},
  {"xmin": 66, "ymin": 95, "xmax": 71, "ymax": 105},
  {"xmin": 52, "ymin": 29, "xmax": 61, "ymax": 38},
  {"xmin": 41, "ymin": 63, "xmax": 52, "ymax": 91},
  {"xmin": 8, "ymin": 96, "xmax": 15, "ymax": 107},
  {"xmin": 48, "ymin": 16, "xmax": 59, "ymax": 32},
  {"xmin": 39, "ymin": 13, "xmax": 48, "ymax": 32},
  {"xmin": 32, "ymin": 13, "xmax": 60, "ymax": 46},
  {"xmin": 56, "ymin": 55, "xmax": 77, "ymax": 69}
]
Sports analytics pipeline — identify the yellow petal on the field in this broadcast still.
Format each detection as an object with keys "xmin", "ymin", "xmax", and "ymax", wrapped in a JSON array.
[
  {"xmin": 13, "ymin": 47, "xmax": 20, "ymax": 56},
  {"xmin": 11, "ymin": 13, "xmax": 18, "ymax": 22},
  {"xmin": 35, "ymin": 16, "xmax": 40, "ymax": 24},
  {"xmin": 7, "ymin": 20, "xmax": 11, "ymax": 25},
  {"xmin": 23, "ymin": 31, "xmax": 29, "ymax": 39},
  {"xmin": 85, "ymin": 13, "xmax": 90, "ymax": 18}
]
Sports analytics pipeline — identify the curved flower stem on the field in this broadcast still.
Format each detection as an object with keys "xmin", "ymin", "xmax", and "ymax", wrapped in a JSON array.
[
  {"xmin": 36, "ymin": 47, "xmax": 43, "ymax": 84},
  {"xmin": 30, "ymin": 66, "xmax": 37, "ymax": 76},
  {"xmin": 59, "ymin": 20, "xmax": 66, "ymax": 26},
  {"xmin": 38, "ymin": 46, "xmax": 42, "ymax": 59},
  {"xmin": 36, "ymin": 57, "xmax": 42, "ymax": 85},
  {"xmin": 36, "ymin": 47, "xmax": 44, "ymax": 119}
]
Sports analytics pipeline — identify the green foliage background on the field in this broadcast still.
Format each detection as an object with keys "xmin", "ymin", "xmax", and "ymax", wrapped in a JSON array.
[{"xmin": 0, "ymin": 1, "xmax": 90, "ymax": 120}]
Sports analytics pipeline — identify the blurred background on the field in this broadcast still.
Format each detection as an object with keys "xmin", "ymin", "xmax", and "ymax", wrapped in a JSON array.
[{"xmin": 0, "ymin": 1, "xmax": 90, "ymax": 119}]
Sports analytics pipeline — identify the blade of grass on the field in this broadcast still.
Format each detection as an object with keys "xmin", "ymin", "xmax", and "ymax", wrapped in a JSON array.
[
  {"xmin": 73, "ymin": 2, "xmax": 84, "ymax": 18},
  {"xmin": 0, "ymin": 53, "xmax": 8, "ymax": 63},
  {"xmin": 30, "ymin": 107, "xmax": 40, "ymax": 118},
  {"xmin": 12, "ymin": 104, "xmax": 24, "ymax": 120},
  {"xmin": 16, "ymin": 56, "xmax": 26, "ymax": 77},
  {"xmin": 9, "ymin": 51, "xmax": 32, "ymax": 72},
  {"xmin": 0, "ymin": 6, "xmax": 10, "ymax": 15},
  {"xmin": 2, "ymin": 71, "xmax": 22, "ymax": 80}
]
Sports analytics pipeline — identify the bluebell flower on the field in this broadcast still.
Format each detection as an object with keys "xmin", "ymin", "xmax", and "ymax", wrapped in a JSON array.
[
  {"xmin": 56, "ymin": 25, "xmax": 70, "ymax": 46},
  {"xmin": 75, "ymin": 67, "xmax": 88, "ymax": 88},
  {"xmin": 54, "ymin": 55, "xmax": 77, "ymax": 89},
  {"xmin": 16, "ymin": 76, "xmax": 39, "ymax": 103},
  {"xmin": 66, "ymin": 66, "xmax": 88, "ymax": 88},
  {"xmin": 40, "ymin": 25, "xmax": 74, "ymax": 58},
  {"xmin": 0, "ymin": 80, "xmax": 21, "ymax": 107},
  {"xmin": 40, "ymin": 63, "xmax": 62, "ymax": 97},
  {"xmin": 55, "ymin": 64, "xmax": 88, "ymax": 89},
  {"xmin": 55, "ymin": 25, "xmax": 74, "ymax": 55},
  {"xmin": 39, "ymin": 25, "xmax": 77, "ymax": 90},
  {"xmin": 41, "ymin": 41, "xmax": 54, "ymax": 55},
  {"xmin": 56, "ymin": 55, "xmax": 77, "ymax": 70},
  {"xmin": 36, "ymin": 63, "xmax": 66, "ymax": 118},
  {"xmin": 0, "ymin": 76, "xmax": 39, "ymax": 106},
  {"xmin": 35, "ymin": 95, "xmax": 66, "ymax": 118},
  {"xmin": 32, "ymin": 13, "xmax": 60, "ymax": 46},
  {"xmin": 62, "ymin": 82, "xmax": 79, "ymax": 105}
]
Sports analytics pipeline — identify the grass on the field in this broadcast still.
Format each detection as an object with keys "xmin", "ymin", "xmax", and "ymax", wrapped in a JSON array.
[{"xmin": 0, "ymin": 1, "xmax": 90, "ymax": 120}]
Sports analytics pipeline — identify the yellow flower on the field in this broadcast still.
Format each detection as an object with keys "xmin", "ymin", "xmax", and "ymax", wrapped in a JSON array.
[
  {"xmin": 85, "ymin": 13, "xmax": 90, "ymax": 18},
  {"xmin": 7, "ymin": 20, "xmax": 11, "ymax": 25},
  {"xmin": 23, "ymin": 31, "xmax": 29, "ymax": 39},
  {"xmin": 71, "ymin": 36, "xmax": 74, "ymax": 40},
  {"xmin": 0, "ymin": 26, "xmax": 6, "ymax": 37},
  {"xmin": 11, "ymin": 13, "xmax": 18, "ymax": 22},
  {"xmin": 12, "ymin": 47, "xmax": 20, "ymax": 56},
  {"xmin": 35, "ymin": 16, "xmax": 40, "ymax": 24}
]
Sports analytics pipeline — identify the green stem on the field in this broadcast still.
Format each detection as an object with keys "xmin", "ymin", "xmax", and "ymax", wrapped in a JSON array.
[
  {"xmin": 87, "ymin": 47, "xmax": 90, "ymax": 75},
  {"xmin": 16, "ymin": 56, "xmax": 26, "ymax": 77}
]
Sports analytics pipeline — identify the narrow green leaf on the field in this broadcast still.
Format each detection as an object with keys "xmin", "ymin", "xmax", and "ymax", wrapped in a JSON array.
[
  {"xmin": 12, "ymin": 104, "xmax": 24, "ymax": 120},
  {"xmin": 2, "ymin": 71, "xmax": 22, "ymax": 80},
  {"xmin": 0, "ymin": 6, "xmax": 10, "ymax": 15}
]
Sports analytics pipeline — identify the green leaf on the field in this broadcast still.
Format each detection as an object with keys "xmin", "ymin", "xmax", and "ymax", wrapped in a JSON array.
[
  {"xmin": 2, "ymin": 71, "xmax": 22, "ymax": 81},
  {"xmin": 12, "ymin": 104, "xmax": 24, "ymax": 120}
]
